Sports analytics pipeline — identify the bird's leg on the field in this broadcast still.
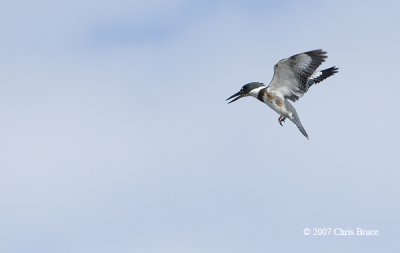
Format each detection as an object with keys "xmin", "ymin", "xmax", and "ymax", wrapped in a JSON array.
[{"xmin": 278, "ymin": 116, "xmax": 286, "ymax": 126}]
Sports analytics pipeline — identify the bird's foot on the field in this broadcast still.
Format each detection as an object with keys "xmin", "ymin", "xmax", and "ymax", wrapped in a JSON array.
[{"xmin": 278, "ymin": 116, "xmax": 286, "ymax": 126}]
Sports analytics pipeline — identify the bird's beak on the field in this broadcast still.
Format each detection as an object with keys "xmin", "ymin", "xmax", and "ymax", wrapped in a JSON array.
[{"xmin": 226, "ymin": 90, "xmax": 244, "ymax": 104}]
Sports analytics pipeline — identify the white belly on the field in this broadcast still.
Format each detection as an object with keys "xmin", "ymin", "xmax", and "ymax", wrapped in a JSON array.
[{"xmin": 263, "ymin": 99, "xmax": 293, "ymax": 119}]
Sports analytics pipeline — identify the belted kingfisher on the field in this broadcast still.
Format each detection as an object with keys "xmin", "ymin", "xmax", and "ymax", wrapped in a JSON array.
[{"xmin": 226, "ymin": 49, "xmax": 338, "ymax": 139}]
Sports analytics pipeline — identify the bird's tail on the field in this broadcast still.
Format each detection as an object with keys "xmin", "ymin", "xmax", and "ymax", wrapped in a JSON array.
[
  {"xmin": 285, "ymin": 101, "xmax": 309, "ymax": 139},
  {"xmin": 307, "ymin": 66, "xmax": 339, "ymax": 87},
  {"xmin": 290, "ymin": 116, "xmax": 309, "ymax": 139}
]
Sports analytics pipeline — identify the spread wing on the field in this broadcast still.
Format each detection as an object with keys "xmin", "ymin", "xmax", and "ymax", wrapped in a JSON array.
[
  {"xmin": 307, "ymin": 66, "xmax": 339, "ymax": 87},
  {"xmin": 268, "ymin": 49, "xmax": 327, "ymax": 102}
]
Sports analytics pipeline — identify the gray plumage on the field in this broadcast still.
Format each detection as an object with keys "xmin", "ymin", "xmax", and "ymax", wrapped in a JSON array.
[
  {"xmin": 284, "ymin": 100, "xmax": 308, "ymax": 139},
  {"xmin": 269, "ymin": 49, "xmax": 328, "ymax": 102}
]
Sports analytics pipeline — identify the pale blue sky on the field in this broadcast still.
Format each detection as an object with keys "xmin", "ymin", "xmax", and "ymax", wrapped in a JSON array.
[{"xmin": 0, "ymin": 0, "xmax": 399, "ymax": 252}]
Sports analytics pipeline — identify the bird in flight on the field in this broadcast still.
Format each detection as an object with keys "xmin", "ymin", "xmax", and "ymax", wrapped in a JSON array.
[{"xmin": 226, "ymin": 49, "xmax": 338, "ymax": 139}]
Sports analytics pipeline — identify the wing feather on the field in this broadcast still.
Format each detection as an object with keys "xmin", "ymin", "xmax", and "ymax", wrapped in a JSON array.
[
  {"xmin": 307, "ymin": 66, "xmax": 339, "ymax": 87},
  {"xmin": 268, "ymin": 49, "xmax": 327, "ymax": 101}
]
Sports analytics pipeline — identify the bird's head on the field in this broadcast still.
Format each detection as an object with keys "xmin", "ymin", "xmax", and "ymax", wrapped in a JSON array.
[{"xmin": 226, "ymin": 82, "xmax": 265, "ymax": 104}]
